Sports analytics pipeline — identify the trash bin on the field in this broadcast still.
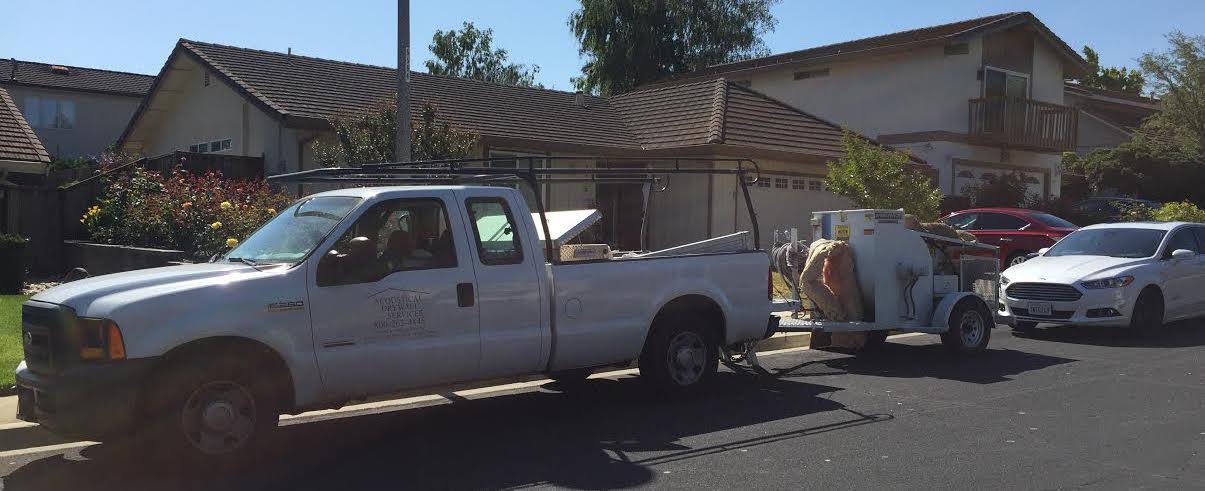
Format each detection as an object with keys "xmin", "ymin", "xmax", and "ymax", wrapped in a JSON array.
[{"xmin": 0, "ymin": 234, "xmax": 27, "ymax": 294}]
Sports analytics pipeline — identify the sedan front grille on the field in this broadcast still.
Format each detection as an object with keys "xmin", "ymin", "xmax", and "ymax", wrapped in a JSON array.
[{"xmin": 1006, "ymin": 282, "xmax": 1083, "ymax": 302}]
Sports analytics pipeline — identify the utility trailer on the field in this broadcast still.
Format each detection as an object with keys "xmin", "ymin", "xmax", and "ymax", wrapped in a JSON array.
[{"xmin": 769, "ymin": 209, "xmax": 1000, "ymax": 355}]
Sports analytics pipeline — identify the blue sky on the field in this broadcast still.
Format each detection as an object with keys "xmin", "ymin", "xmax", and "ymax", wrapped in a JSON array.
[{"xmin": 4, "ymin": 0, "xmax": 1202, "ymax": 91}]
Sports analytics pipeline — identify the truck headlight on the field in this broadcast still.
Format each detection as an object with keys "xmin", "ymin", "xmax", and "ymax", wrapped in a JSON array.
[
  {"xmin": 1080, "ymin": 275, "xmax": 1134, "ymax": 289},
  {"xmin": 75, "ymin": 318, "xmax": 126, "ymax": 361}
]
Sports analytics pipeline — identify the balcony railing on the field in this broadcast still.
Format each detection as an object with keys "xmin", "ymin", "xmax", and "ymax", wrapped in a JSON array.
[{"xmin": 968, "ymin": 97, "xmax": 1078, "ymax": 152}]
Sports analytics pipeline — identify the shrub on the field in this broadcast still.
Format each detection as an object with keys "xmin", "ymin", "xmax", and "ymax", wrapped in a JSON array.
[
  {"xmin": 825, "ymin": 131, "xmax": 944, "ymax": 221},
  {"xmin": 1152, "ymin": 201, "xmax": 1205, "ymax": 222},
  {"xmin": 961, "ymin": 173, "xmax": 1030, "ymax": 208},
  {"xmin": 83, "ymin": 166, "xmax": 292, "ymax": 260}
]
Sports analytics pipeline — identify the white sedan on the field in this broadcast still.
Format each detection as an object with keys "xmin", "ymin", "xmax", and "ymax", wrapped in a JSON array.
[{"xmin": 997, "ymin": 221, "xmax": 1205, "ymax": 332}]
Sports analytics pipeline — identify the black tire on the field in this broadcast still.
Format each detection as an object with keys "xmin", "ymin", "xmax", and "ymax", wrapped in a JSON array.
[
  {"xmin": 1128, "ymin": 288, "xmax": 1164, "ymax": 334},
  {"xmin": 1011, "ymin": 321, "xmax": 1038, "ymax": 333},
  {"xmin": 1004, "ymin": 251, "xmax": 1032, "ymax": 270},
  {"xmin": 941, "ymin": 298, "xmax": 993, "ymax": 354},
  {"xmin": 639, "ymin": 310, "xmax": 719, "ymax": 393},
  {"xmin": 139, "ymin": 351, "xmax": 283, "ymax": 470}
]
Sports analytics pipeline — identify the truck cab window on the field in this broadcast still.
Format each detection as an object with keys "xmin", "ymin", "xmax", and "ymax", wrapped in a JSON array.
[
  {"xmin": 467, "ymin": 198, "xmax": 524, "ymax": 265},
  {"xmin": 318, "ymin": 198, "xmax": 457, "ymax": 286}
]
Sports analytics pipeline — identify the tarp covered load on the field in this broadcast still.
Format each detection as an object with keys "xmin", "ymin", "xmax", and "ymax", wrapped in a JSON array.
[{"xmin": 797, "ymin": 239, "xmax": 863, "ymax": 322}]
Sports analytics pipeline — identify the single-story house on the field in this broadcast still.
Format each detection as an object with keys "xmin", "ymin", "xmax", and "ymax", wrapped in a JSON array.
[
  {"xmin": 118, "ymin": 39, "xmax": 927, "ymax": 250},
  {"xmin": 1, "ymin": 85, "xmax": 52, "ymax": 236}
]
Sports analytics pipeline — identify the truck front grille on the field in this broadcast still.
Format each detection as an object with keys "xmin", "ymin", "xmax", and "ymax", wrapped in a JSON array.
[
  {"xmin": 1006, "ymin": 282, "xmax": 1083, "ymax": 302},
  {"xmin": 21, "ymin": 302, "xmax": 64, "ymax": 374}
]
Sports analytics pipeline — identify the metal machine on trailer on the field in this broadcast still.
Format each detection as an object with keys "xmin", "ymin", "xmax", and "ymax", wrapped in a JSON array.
[{"xmin": 770, "ymin": 209, "xmax": 1000, "ymax": 355}]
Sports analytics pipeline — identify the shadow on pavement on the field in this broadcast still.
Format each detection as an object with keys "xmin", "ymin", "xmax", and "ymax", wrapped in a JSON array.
[
  {"xmin": 772, "ymin": 341, "xmax": 1076, "ymax": 384},
  {"xmin": 1016, "ymin": 319, "xmax": 1205, "ymax": 348},
  {"xmin": 4, "ymin": 373, "xmax": 887, "ymax": 490}
]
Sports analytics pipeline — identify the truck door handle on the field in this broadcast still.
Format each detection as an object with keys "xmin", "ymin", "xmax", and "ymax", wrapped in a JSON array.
[{"xmin": 457, "ymin": 283, "xmax": 475, "ymax": 307}]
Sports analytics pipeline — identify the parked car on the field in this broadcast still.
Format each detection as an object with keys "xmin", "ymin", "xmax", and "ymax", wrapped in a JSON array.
[
  {"xmin": 998, "ymin": 221, "xmax": 1205, "ymax": 332},
  {"xmin": 941, "ymin": 208, "xmax": 1078, "ymax": 269},
  {"xmin": 15, "ymin": 185, "xmax": 773, "ymax": 466},
  {"xmin": 1073, "ymin": 197, "xmax": 1162, "ymax": 225}
]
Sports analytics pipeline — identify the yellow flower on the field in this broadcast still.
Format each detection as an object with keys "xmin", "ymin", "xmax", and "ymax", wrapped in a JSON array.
[
  {"xmin": 220, "ymin": 201, "xmax": 233, "ymax": 210},
  {"xmin": 210, "ymin": 221, "xmax": 222, "ymax": 230},
  {"xmin": 266, "ymin": 208, "xmax": 276, "ymax": 215},
  {"xmin": 225, "ymin": 238, "xmax": 238, "ymax": 247}
]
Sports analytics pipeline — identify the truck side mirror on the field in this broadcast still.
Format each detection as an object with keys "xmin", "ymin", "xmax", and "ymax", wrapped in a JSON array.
[{"xmin": 1171, "ymin": 248, "xmax": 1197, "ymax": 261}]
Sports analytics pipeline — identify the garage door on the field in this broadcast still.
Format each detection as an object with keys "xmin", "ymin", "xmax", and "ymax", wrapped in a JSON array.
[{"xmin": 739, "ymin": 175, "xmax": 850, "ymax": 245}]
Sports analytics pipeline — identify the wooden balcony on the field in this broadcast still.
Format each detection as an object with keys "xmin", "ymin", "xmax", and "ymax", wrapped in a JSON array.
[{"xmin": 968, "ymin": 97, "xmax": 1078, "ymax": 152}]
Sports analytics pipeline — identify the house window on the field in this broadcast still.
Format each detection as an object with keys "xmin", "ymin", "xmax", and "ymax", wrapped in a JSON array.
[
  {"xmin": 983, "ymin": 66, "xmax": 1028, "ymax": 99},
  {"xmin": 756, "ymin": 178, "xmax": 771, "ymax": 188},
  {"xmin": 791, "ymin": 178, "xmax": 806, "ymax": 190},
  {"xmin": 944, "ymin": 43, "xmax": 970, "ymax": 56},
  {"xmin": 204, "ymin": 71, "xmax": 210, "ymax": 87},
  {"xmin": 793, "ymin": 68, "xmax": 830, "ymax": 81},
  {"xmin": 189, "ymin": 138, "xmax": 231, "ymax": 153},
  {"xmin": 23, "ymin": 96, "xmax": 75, "ymax": 129},
  {"xmin": 774, "ymin": 177, "xmax": 788, "ymax": 189},
  {"xmin": 808, "ymin": 180, "xmax": 823, "ymax": 191}
]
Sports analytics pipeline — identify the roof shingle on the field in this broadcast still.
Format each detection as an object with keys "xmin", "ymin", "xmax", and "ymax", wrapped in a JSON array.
[
  {"xmin": 0, "ymin": 59, "xmax": 153, "ymax": 97},
  {"xmin": 0, "ymin": 86, "xmax": 50, "ymax": 164}
]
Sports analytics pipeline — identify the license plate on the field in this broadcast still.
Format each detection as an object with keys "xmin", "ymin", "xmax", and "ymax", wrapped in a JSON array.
[{"xmin": 1027, "ymin": 302, "xmax": 1052, "ymax": 316}]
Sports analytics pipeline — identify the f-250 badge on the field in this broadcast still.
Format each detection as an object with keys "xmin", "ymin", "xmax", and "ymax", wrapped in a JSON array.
[{"xmin": 266, "ymin": 300, "xmax": 305, "ymax": 312}]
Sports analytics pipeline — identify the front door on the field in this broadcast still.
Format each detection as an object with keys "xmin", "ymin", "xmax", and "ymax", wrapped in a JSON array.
[
  {"xmin": 456, "ymin": 189, "xmax": 546, "ymax": 378},
  {"xmin": 308, "ymin": 193, "xmax": 480, "ymax": 399}
]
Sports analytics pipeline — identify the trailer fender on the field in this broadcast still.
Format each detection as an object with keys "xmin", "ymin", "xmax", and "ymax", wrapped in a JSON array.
[{"xmin": 932, "ymin": 293, "xmax": 987, "ymax": 333}]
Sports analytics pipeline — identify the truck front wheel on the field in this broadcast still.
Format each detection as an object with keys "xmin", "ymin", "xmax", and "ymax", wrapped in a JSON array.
[
  {"xmin": 639, "ymin": 311, "xmax": 719, "ymax": 393},
  {"xmin": 140, "ymin": 353, "xmax": 281, "ymax": 468}
]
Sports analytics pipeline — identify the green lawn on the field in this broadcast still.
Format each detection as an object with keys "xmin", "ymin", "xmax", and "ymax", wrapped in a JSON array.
[{"xmin": 1, "ymin": 295, "xmax": 28, "ymax": 388}]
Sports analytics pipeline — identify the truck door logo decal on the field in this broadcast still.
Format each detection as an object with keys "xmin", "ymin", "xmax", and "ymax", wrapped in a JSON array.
[{"xmin": 367, "ymin": 288, "xmax": 434, "ymax": 339}]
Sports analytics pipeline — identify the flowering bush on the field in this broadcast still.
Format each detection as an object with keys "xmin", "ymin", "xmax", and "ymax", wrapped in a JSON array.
[{"xmin": 82, "ymin": 166, "xmax": 292, "ymax": 260}]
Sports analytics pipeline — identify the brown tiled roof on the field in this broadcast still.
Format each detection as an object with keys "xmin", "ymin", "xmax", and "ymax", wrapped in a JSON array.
[
  {"xmin": 612, "ymin": 79, "xmax": 851, "ymax": 159},
  {"xmin": 644, "ymin": 11, "xmax": 1088, "ymax": 88},
  {"xmin": 0, "ymin": 86, "xmax": 50, "ymax": 164},
  {"xmin": 0, "ymin": 58, "xmax": 153, "ymax": 97},
  {"xmin": 175, "ymin": 40, "xmax": 639, "ymax": 150},
  {"xmin": 124, "ymin": 39, "xmax": 918, "ymax": 164}
]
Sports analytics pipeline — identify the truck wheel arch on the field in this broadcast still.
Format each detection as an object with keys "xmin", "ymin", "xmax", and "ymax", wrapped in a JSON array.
[
  {"xmin": 143, "ymin": 337, "xmax": 296, "ymax": 412},
  {"xmin": 644, "ymin": 295, "xmax": 727, "ymax": 347}
]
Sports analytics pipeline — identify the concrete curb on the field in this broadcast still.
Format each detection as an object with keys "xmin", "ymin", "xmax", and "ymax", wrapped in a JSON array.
[{"xmin": 0, "ymin": 332, "xmax": 813, "ymax": 453}]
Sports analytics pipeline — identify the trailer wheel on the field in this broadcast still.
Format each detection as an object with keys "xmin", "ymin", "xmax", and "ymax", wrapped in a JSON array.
[
  {"xmin": 639, "ymin": 310, "xmax": 719, "ymax": 393},
  {"xmin": 941, "ymin": 298, "xmax": 992, "ymax": 354}
]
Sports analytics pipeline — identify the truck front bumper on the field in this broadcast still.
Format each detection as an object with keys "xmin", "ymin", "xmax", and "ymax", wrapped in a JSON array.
[{"xmin": 15, "ymin": 357, "xmax": 156, "ymax": 440}]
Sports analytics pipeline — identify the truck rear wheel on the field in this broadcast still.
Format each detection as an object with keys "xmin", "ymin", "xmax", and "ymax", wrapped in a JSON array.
[
  {"xmin": 639, "ymin": 311, "xmax": 719, "ymax": 393},
  {"xmin": 941, "ymin": 297, "xmax": 992, "ymax": 354},
  {"xmin": 140, "ymin": 352, "xmax": 281, "ymax": 469}
]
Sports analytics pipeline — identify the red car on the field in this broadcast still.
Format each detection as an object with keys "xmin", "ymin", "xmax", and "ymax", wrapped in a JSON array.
[{"xmin": 941, "ymin": 208, "xmax": 1078, "ymax": 269}]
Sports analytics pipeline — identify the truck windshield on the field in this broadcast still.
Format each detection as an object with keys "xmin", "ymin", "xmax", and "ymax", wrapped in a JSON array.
[
  {"xmin": 1044, "ymin": 228, "xmax": 1166, "ymax": 258},
  {"xmin": 225, "ymin": 196, "xmax": 362, "ymax": 264}
]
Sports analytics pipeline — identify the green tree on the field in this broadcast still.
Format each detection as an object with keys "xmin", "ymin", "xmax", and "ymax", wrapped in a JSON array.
[
  {"xmin": 313, "ymin": 99, "xmax": 478, "ymax": 167},
  {"xmin": 569, "ymin": 0, "xmax": 778, "ymax": 95},
  {"xmin": 1079, "ymin": 46, "xmax": 1145, "ymax": 94},
  {"xmin": 825, "ymin": 131, "xmax": 944, "ymax": 221},
  {"xmin": 1140, "ymin": 31, "xmax": 1205, "ymax": 150},
  {"xmin": 1061, "ymin": 132, "xmax": 1205, "ymax": 205},
  {"xmin": 425, "ymin": 21, "xmax": 541, "ymax": 88}
]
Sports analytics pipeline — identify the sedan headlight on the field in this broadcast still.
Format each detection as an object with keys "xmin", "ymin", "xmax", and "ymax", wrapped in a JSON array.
[{"xmin": 1080, "ymin": 275, "xmax": 1134, "ymax": 289}]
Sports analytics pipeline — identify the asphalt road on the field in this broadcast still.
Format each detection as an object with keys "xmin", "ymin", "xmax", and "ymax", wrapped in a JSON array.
[{"xmin": 2, "ymin": 322, "xmax": 1204, "ymax": 490}]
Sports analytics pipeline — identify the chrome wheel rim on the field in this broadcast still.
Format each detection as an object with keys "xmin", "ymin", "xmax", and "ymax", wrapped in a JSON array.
[
  {"xmin": 1008, "ymin": 255, "xmax": 1028, "ymax": 268},
  {"xmin": 666, "ymin": 331, "xmax": 707, "ymax": 386},
  {"xmin": 959, "ymin": 310, "xmax": 985, "ymax": 347},
  {"xmin": 181, "ymin": 381, "xmax": 257, "ymax": 455}
]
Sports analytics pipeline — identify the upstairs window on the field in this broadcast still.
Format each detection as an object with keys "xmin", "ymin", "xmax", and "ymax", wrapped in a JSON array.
[
  {"xmin": 23, "ymin": 96, "xmax": 75, "ymax": 129},
  {"xmin": 793, "ymin": 68, "xmax": 830, "ymax": 81}
]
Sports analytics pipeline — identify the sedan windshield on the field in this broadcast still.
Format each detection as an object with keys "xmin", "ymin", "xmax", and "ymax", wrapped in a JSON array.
[
  {"xmin": 224, "ymin": 196, "xmax": 362, "ymax": 264},
  {"xmin": 1044, "ymin": 228, "xmax": 1166, "ymax": 258},
  {"xmin": 1030, "ymin": 213, "xmax": 1076, "ymax": 229}
]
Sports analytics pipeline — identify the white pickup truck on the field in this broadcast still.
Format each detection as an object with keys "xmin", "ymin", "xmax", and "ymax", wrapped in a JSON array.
[{"xmin": 15, "ymin": 184, "xmax": 772, "ymax": 464}]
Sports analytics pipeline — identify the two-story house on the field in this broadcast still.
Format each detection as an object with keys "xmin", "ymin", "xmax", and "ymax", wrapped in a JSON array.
[
  {"xmin": 1, "ymin": 59, "xmax": 154, "ymax": 160},
  {"xmin": 645, "ymin": 12, "xmax": 1090, "ymax": 200}
]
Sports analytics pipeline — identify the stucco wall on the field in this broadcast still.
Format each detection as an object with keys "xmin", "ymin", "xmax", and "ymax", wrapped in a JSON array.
[
  {"xmin": 1075, "ymin": 113, "xmax": 1130, "ymax": 153},
  {"xmin": 3, "ymin": 84, "xmax": 142, "ymax": 159},
  {"xmin": 747, "ymin": 39, "xmax": 984, "ymax": 138},
  {"xmin": 131, "ymin": 55, "xmax": 289, "ymax": 172},
  {"xmin": 1031, "ymin": 38, "xmax": 1066, "ymax": 105}
]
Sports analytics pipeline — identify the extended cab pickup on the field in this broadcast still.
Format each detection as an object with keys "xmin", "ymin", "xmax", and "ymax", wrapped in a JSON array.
[{"xmin": 15, "ymin": 185, "xmax": 772, "ymax": 463}]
